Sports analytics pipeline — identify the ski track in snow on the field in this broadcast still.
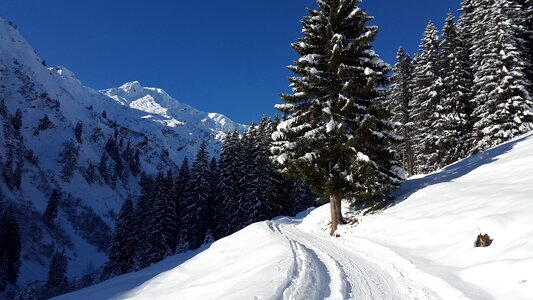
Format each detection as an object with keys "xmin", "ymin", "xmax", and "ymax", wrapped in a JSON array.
[{"xmin": 268, "ymin": 218, "xmax": 468, "ymax": 300}]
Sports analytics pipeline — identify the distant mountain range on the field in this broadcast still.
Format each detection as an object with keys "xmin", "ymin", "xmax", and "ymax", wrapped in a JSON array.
[{"xmin": 0, "ymin": 16, "xmax": 245, "ymax": 286}]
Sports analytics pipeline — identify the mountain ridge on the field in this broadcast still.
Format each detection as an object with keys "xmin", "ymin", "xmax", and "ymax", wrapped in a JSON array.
[{"xmin": 0, "ymin": 16, "xmax": 245, "ymax": 288}]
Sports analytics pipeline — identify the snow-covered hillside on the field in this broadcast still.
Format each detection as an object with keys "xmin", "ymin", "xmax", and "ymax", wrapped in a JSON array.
[
  {"xmin": 0, "ymin": 16, "xmax": 244, "ymax": 287},
  {"xmin": 58, "ymin": 132, "xmax": 533, "ymax": 299}
]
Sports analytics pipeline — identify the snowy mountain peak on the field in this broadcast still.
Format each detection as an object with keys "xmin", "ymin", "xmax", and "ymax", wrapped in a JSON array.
[
  {"xmin": 118, "ymin": 80, "xmax": 144, "ymax": 95},
  {"xmin": 102, "ymin": 82, "xmax": 246, "ymax": 134}
]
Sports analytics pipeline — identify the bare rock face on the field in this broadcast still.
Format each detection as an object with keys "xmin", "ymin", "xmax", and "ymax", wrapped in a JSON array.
[{"xmin": 475, "ymin": 233, "xmax": 493, "ymax": 247}]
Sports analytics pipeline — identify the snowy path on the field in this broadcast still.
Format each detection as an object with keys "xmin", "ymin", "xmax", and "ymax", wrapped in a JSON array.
[{"xmin": 268, "ymin": 217, "xmax": 469, "ymax": 300}]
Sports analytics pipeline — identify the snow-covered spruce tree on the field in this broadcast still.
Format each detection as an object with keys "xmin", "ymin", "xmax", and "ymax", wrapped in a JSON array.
[
  {"xmin": 256, "ymin": 117, "xmax": 287, "ymax": 219},
  {"xmin": 459, "ymin": 0, "xmax": 491, "ymax": 49},
  {"xmin": 42, "ymin": 189, "xmax": 60, "ymax": 226},
  {"xmin": 133, "ymin": 174, "xmax": 157, "ymax": 269},
  {"xmin": 143, "ymin": 171, "xmax": 176, "ymax": 263},
  {"xmin": 440, "ymin": 12, "xmax": 474, "ymax": 164},
  {"xmin": 98, "ymin": 152, "xmax": 109, "ymax": 185},
  {"xmin": 160, "ymin": 170, "xmax": 178, "ymax": 252},
  {"xmin": 43, "ymin": 251, "xmax": 69, "ymax": 298},
  {"xmin": 388, "ymin": 47, "xmax": 414, "ymax": 176},
  {"xmin": 103, "ymin": 197, "xmax": 136, "ymax": 278},
  {"xmin": 272, "ymin": 0, "xmax": 402, "ymax": 235},
  {"xmin": 213, "ymin": 132, "xmax": 242, "ymax": 239},
  {"xmin": 174, "ymin": 157, "xmax": 190, "ymax": 252},
  {"xmin": 205, "ymin": 157, "xmax": 218, "ymax": 238},
  {"xmin": 411, "ymin": 21, "xmax": 444, "ymax": 173},
  {"xmin": 469, "ymin": 0, "xmax": 533, "ymax": 152},
  {"xmin": 181, "ymin": 141, "xmax": 210, "ymax": 250},
  {"xmin": 287, "ymin": 178, "xmax": 317, "ymax": 215},
  {"xmin": 240, "ymin": 120, "xmax": 280, "ymax": 225},
  {"xmin": 237, "ymin": 123, "xmax": 257, "ymax": 226},
  {"xmin": 515, "ymin": 0, "xmax": 533, "ymax": 96}
]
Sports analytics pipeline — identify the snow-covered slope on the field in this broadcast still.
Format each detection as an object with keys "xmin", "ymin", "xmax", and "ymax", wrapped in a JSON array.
[
  {"xmin": 0, "ymin": 17, "xmax": 244, "ymax": 287},
  {"xmin": 58, "ymin": 132, "xmax": 533, "ymax": 299}
]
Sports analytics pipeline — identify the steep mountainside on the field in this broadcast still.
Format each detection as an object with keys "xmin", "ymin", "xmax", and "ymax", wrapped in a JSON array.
[{"xmin": 0, "ymin": 17, "xmax": 244, "ymax": 286}]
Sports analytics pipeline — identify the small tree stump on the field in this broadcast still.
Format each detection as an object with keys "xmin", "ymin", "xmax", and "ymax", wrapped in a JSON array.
[{"xmin": 475, "ymin": 233, "xmax": 493, "ymax": 247}]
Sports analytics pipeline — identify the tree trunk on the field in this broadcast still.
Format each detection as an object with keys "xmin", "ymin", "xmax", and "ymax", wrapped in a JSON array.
[
  {"xmin": 329, "ymin": 193, "xmax": 345, "ymax": 235},
  {"xmin": 334, "ymin": 194, "xmax": 345, "ymax": 225},
  {"xmin": 329, "ymin": 194, "xmax": 338, "ymax": 236}
]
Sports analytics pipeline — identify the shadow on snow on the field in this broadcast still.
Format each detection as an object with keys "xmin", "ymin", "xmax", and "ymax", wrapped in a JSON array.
[{"xmin": 389, "ymin": 134, "xmax": 531, "ymax": 208}]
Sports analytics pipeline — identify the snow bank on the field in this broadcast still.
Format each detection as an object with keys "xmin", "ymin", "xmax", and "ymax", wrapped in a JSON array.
[
  {"xmin": 56, "ymin": 223, "xmax": 294, "ymax": 300},
  {"xmin": 339, "ymin": 132, "xmax": 533, "ymax": 299}
]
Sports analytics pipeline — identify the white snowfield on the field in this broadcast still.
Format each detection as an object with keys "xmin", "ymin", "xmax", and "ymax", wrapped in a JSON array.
[{"xmin": 58, "ymin": 132, "xmax": 533, "ymax": 299}]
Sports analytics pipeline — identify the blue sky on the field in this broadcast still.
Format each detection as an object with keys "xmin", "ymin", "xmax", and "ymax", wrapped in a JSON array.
[{"xmin": 1, "ymin": 0, "xmax": 460, "ymax": 124}]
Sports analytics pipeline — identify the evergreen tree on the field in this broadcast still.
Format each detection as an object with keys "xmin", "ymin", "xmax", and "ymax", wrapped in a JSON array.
[
  {"xmin": 74, "ymin": 121, "xmax": 83, "ymax": 144},
  {"xmin": 388, "ymin": 47, "xmax": 414, "ymax": 176},
  {"xmin": 11, "ymin": 109, "xmax": 22, "ymax": 136},
  {"xmin": 514, "ymin": 0, "xmax": 533, "ymax": 96},
  {"xmin": 43, "ymin": 251, "xmax": 69, "ymax": 298},
  {"xmin": 248, "ymin": 117, "xmax": 287, "ymax": 222},
  {"xmin": 150, "ymin": 170, "xmax": 178, "ymax": 258},
  {"xmin": 103, "ymin": 197, "xmax": 136, "ymax": 277},
  {"xmin": 469, "ymin": 0, "xmax": 533, "ymax": 152},
  {"xmin": 213, "ymin": 132, "xmax": 241, "ymax": 239},
  {"xmin": 440, "ymin": 12, "xmax": 474, "ymax": 164},
  {"xmin": 272, "ymin": 0, "xmax": 402, "ymax": 235},
  {"xmin": 0, "ymin": 209, "xmax": 21, "ymax": 291},
  {"xmin": 174, "ymin": 157, "xmax": 190, "ymax": 252},
  {"xmin": 85, "ymin": 162, "xmax": 96, "ymax": 184},
  {"xmin": 239, "ymin": 124, "xmax": 260, "ymax": 225},
  {"xmin": 205, "ymin": 157, "xmax": 219, "ymax": 235},
  {"xmin": 288, "ymin": 179, "xmax": 317, "ymax": 215},
  {"xmin": 182, "ymin": 142, "xmax": 210, "ymax": 249},
  {"xmin": 411, "ymin": 21, "xmax": 444, "ymax": 173},
  {"xmin": 133, "ymin": 174, "xmax": 157, "ymax": 269},
  {"xmin": 42, "ymin": 189, "xmax": 60, "ymax": 226},
  {"xmin": 98, "ymin": 152, "xmax": 109, "ymax": 184}
]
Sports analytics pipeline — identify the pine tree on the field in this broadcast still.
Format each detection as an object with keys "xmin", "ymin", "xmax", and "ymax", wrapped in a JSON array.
[
  {"xmin": 272, "ymin": 0, "xmax": 402, "ymax": 235},
  {"xmin": 98, "ymin": 152, "xmax": 109, "ymax": 184},
  {"xmin": 470, "ymin": 0, "xmax": 533, "ymax": 152},
  {"xmin": 85, "ymin": 162, "xmax": 96, "ymax": 184},
  {"xmin": 150, "ymin": 170, "xmax": 178, "ymax": 257},
  {"xmin": 74, "ymin": 121, "xmax": 83, "ymax": 144},
  {"xmin": 213, "ymin": 132, "xmax": 242, "ymax": 239},
  {"xmin": 133, "ymin": 174, "xmax": 157, "ymax": 269},
  {"xmin": 205, "ymin": 157, "xmax": 219, "ymax": 235},
  {"xmin": 0, "ymin": 209, "xmax": 21, "ymax": 291},
  {"xmin": 103, "ymin": 197, "xmax": 136, "ymax": 277},
  {"xmin": 440, "ymin": 12, "xmax": 474, "ymax": 164},
  {"xmin": 239, "ymin": 124, "xmax": 260, "ymax": 225},
  {"xmin": 11, "ymin": 109, "xmax": 22, "ymax": 136},
  {"xmin": 42, "ymin": 189, "xmax": 60, "ymax": 226},
  {"xmin": 43, "ymin": 251, "xmax": 69, "ymax": 298},
  {"xmin": 174, "ymin": 157, "xmax": 190, "ymax": 252},
  {"xmin": 288, "ymin": 179, "xmax": 317, "ymax": 215},
  {"xmin": 182, "ymin": 142, "xmax": 210, "ymax": 249},
  {"xmin": 523, "ymin": 0, "xmax": 533, "ymax": 91},
  {"xmin": 411, "ymin": 21, "xmax": 444, "ymax": 173},
  {"xmin": 514, "ymin": 0, "xmax": 533, "ymax": 96},
  {"xmin": 388, "ymin": 47, "xmax": 415, "ymax": 176}
]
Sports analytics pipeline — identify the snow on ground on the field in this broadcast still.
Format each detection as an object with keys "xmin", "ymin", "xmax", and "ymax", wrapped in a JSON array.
[{"xmin": 58, "ymin": 132, "xmax": 533, "ymax": 299}]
